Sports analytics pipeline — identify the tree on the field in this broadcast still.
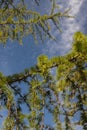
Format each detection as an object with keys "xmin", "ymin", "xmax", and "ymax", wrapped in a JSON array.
[
  {"xmin": 0, "ymin": 32, "xmax": 87, "ymax": 129},
  {"xmin": 0, "ymin": 0, "xmax": 70, "ymax": 44},
  {"xmin": 0, "ymin": 0, "xmax": 87, "ymax": 130}
]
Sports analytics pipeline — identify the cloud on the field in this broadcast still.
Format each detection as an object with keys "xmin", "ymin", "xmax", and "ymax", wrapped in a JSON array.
[{"xmin": 42, "ymin": 0, "xmax": 85, "ymax": 56}]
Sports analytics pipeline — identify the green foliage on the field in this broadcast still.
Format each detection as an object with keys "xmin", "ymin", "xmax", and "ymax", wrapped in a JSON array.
[
  {"xmin": 0, "ymin": 73, "xmax": 14, "ymax": 109},
  {"xmin": 0, "ymin": 0, "xmax": 71, "ymax": 44},
  {"xmin": 0, "ymin": 32, "xmax": 87, "ymax": 129},
  {"xmin": 73, "ymin": 32, "xmax": 87, "ymax": 54},
  {"xmin": 0, "ymin": 0, "xmax": 87, "ymax": 130}
]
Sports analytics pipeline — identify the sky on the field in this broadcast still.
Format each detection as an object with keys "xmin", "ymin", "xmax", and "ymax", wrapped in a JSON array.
[
  {"xmin": 0, "ymin": 0, "xmax": 87, "ymax": 129},
  {"xmin": 0, "ymin": 0, "xmax": 87, "ymax": 75}
]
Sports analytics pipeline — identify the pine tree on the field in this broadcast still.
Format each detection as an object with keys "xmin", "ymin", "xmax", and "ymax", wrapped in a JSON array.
[
  {"xmin": 0, "ymin": 0, "xmax": 71, "ymax": 44},
  {"xmin": 0, "ymin": 0, "xmax": 87, "ymax": 130},
  {"xmin": 0, "ymin": 32, "xmax": 87, "ymax": 129}
]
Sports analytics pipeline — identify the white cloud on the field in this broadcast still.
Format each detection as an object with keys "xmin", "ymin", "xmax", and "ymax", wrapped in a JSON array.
[{"xmin": 42, "ymin": 0, "xmax": 85, "ymax": 56}]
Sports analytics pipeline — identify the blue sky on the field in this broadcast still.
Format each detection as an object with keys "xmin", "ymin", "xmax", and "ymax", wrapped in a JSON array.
[
  {"xmin": 0, "ymin": 0, "xmax": 87, "ymax": 129},
  {"xmin": 0, "ymin": 0, "xmax": 87, "ymax": 75}
]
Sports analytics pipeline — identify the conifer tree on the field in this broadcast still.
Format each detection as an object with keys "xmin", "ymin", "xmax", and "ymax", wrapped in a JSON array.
[
  {"xmin": 0, "ymin": 32, "xmax": 87, "ymax": 129},
  {"xmin": 0, "ymin": 0, "xmax": 70, "ymax": 44},
  {"xmin": 0, "ymin": 0, "xmax": 87, "ymax": 130}
]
